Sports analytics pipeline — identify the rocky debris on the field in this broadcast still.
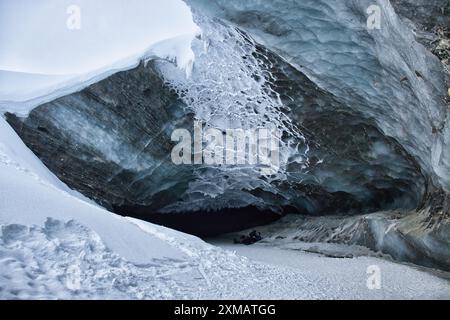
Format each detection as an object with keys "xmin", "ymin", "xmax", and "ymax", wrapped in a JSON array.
[
  {"xmin": 431, "ymin": 27, "xmax": 450, "ymax": 70},
  {"xmin": 389, "ymin": 0, "xmax": 450, "ymax": 89}
]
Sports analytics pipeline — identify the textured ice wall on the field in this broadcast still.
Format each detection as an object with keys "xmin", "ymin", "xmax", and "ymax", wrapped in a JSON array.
[
  {"xmin": 156, "ymin": 17, "xmax": 310, "ymax": 212},
  {"xmin": 4, "ymin": 0, "xmax": 446, "ymax": 219},
  {"xmin": 186, "ymin": 0, "xmax": 450, "ymax": 195}
]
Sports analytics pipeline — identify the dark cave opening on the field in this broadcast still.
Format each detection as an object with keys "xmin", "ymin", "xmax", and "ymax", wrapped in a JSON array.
[{"xmin": 113, "ymin": 205, "xmax": 283, "ymax": 238}]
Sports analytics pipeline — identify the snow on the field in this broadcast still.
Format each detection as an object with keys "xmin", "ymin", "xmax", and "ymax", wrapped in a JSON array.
[
  {"xmin": 1, "ymin": 113, "xmax": 449, "ymax": 299},
  {"xmin": 211, "ymin": 242, "xmax": 450, "ymax": 300},
  {"xmin": 0, "ymin": 35, "xmax": 197, "ymax": 117},
  {"xmin": 0, "ymin": 116, "xmax": 94, "ymax": 204},
  {"xmin": 0, "ymin": 0, "xmax": 199, "ymax": 74},
  {"xmin": 149, "ymin": 34, "xmax": 197, "ymax": 78},
  {"xmin": 0, "ymin": 0, "xmax": 200, "ymax": 116},
  {"xmin": 0, "ymin": 71, "xmax": 75, "ymax": 103}
]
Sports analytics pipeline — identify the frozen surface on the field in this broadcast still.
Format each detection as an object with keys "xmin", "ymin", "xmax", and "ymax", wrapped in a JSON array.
[
  {"xmin": 212, "ymin": 242, "xmax": 450, "ymax": 300},
  {"xmin": 187, "ymin": 0, "xmax": 450, "ymax": 194},
  {"xmin": 0, "ymin": 71, "xmax": 74, "ymax": 103},
  {"xmin": 156, "ymin": 17, "xmax": 309, "ymax": 213},
  {"xmin": 219, "ymin": 211, "xmax": 450, "ymax": 272}
]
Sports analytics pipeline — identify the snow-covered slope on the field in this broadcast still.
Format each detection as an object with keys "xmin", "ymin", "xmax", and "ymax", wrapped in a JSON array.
[{"xmin": 0, "ymin": 71, "xmax": 74, "ymax": 103}]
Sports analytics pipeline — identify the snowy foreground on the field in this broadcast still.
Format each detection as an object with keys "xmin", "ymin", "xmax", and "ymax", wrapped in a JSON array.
[{"xmin": 1, "ymin": 117, "xmax": 450, "ymax": 299}]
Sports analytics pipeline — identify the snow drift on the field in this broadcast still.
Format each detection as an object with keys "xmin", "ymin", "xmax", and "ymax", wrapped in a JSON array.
[{"xmin": 1, "ymin": 0, "xmax": 450, "ymax": 297}]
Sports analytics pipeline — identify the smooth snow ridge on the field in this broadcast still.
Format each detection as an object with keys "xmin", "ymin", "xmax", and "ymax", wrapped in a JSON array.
[{"xmin": 0, "ymin": 35, "xmax": 198, "ymax": 117}]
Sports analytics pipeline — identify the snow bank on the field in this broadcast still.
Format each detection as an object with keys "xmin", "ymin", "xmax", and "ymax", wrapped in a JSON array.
[
  {"xmin": 0, "ymin": 0, "xmax": 199, "ymax": 74},
  {"xmin": 0, "ymin": 71, "xmax": 75, "ymax": 103},
  {"xmin": 0, "ymin": 0, "xmax": 200, "ymax": 116}
]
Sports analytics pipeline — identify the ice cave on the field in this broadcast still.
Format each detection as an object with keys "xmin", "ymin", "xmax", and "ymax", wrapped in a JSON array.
[{"xmin": 0, "ymin": 0, "xmax": 449, "ymax": 300}]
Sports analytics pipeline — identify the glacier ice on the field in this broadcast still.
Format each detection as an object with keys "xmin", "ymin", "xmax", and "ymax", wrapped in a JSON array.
[{"xmin": 186, "ymin": 0, "xmax": 450, "ymax": 195}]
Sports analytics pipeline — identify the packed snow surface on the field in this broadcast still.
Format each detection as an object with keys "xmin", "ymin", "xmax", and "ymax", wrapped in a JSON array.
[
  {"xmin": 212, "ymin": 242, "xmax": 450, "ymax": 300},
  {"xmin": 1, "ymin": 116, "xmax": 449, "ymax": 299}
]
